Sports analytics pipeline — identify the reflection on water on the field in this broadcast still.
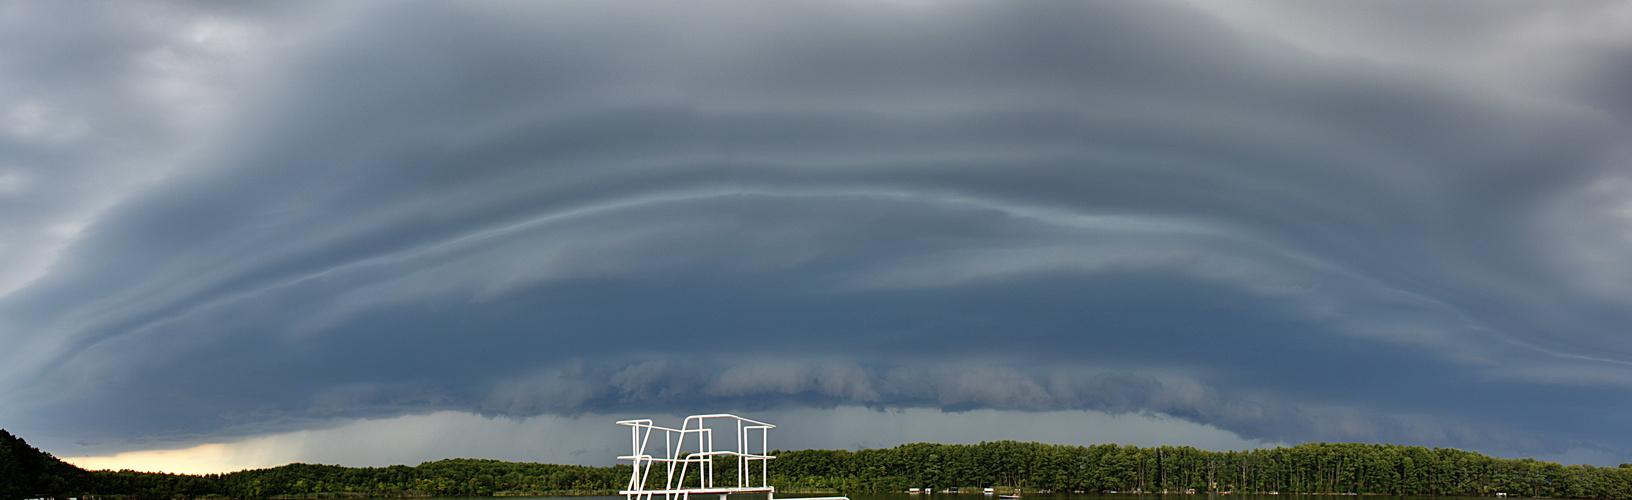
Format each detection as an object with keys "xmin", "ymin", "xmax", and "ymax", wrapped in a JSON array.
[
  {"xmin": 449, "ymin": 494, "xmax": 1498, "ymax": 500},
  {"xmin": 781, "ymin": 494, "xmax": 1500, "ymax": 500}
]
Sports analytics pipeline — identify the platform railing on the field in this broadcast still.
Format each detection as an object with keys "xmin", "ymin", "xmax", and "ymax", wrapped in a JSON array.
[{"xmin": 617, "ymin": 414, "xmax": 788, "ymax": 500}]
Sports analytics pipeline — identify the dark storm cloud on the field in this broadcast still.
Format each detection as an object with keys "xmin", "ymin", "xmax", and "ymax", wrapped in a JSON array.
[{"xmin": 2, "ymin": 0, "xmax": 1631, "ymax": 464}]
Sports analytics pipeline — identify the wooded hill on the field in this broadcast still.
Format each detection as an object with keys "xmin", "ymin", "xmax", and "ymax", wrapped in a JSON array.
[{"xmin": 4, "ymin": 428, "xmax": 1631, "ymax": 500}]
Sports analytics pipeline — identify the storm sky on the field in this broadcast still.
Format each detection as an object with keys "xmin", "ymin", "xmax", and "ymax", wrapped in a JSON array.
[{"xmin": 4, "ymin": 0, "xmax": 1632, "ymax": 473}]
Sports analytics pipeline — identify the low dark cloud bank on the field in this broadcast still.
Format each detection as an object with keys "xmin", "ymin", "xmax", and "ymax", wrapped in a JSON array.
[{"xmin": 2, "ymin": 0, "xmax": 1631, "ymax": 465}]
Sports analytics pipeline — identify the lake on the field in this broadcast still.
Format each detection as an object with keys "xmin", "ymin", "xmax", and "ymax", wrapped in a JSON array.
[{"xmin": 456, "ymin": 494, "xmax": 1503, "ymax": 500}]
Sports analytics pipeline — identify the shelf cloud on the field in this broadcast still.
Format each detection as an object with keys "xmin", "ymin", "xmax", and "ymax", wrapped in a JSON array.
[{"xmin": 4, "ymin": 0, "xmax": 1632, "ymax": 471}]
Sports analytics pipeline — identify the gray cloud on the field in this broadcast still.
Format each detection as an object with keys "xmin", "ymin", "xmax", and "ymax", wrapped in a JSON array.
[
  {"xmin": 464, "ymin": 359, "xmax": 1566, "ymax": 455},
  {"xmin": 2, "ymin": 0, "xmax": 1631, "ymax": 466}
]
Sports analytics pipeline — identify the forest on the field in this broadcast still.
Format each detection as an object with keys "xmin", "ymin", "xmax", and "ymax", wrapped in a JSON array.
[
  {"xmin": 768, "ymin": 441, "xmax": 1632, "ymax": 499},
  {"xmin": 6, "ymin": 429, "xmax": 1631, "ymax": 500}
]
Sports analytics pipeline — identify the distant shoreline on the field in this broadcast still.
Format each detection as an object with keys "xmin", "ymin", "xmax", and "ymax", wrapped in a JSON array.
[{"xmin": 8, "ymin": 431, "xmax": 1631, "ymax": 500}]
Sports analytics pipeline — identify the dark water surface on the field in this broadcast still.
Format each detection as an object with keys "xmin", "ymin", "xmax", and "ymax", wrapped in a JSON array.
[
  {"xmin": 784, "ymin": 495, "xmax": 1496, "ymax": 500},
  {"xmin": 454, "ymin": 494, "xmax": 1499, "ymax": 500}
]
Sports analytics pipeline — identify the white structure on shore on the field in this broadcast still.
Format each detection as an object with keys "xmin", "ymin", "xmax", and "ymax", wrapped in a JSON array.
[{"xmin": 621, "ymin": 414, "xmax": 850, "ymax": 500}]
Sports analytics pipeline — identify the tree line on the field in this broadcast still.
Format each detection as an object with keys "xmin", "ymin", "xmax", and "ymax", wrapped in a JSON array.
[
  {"xmin": 6, "ymin": 429, "xmax": 1632, "ymax": 500},
  {"xmin": 768, "ymin": 441, "xmax": 1632, "ymax": 499},
  {"xmin": 4, "ymin": 430, "xmax": 627, "ymax": 500}
]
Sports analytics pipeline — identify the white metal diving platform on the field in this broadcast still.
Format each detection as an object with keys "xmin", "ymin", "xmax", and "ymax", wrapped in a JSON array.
[{"xmin": 616, "ymin": 414, "xmax": 845, "ymax": 500}]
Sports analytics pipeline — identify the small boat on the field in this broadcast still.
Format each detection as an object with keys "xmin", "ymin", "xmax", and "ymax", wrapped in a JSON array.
[{"xmin": 999, "ymin": 495, "xmax": 1020, "ymax": 499}]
